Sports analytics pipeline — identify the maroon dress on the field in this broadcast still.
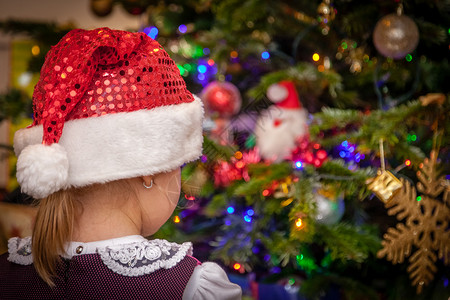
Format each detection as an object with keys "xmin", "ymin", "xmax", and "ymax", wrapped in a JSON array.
[{"xmin": 0, "ymin": 236, "xmax": 200, "ymax": 300}]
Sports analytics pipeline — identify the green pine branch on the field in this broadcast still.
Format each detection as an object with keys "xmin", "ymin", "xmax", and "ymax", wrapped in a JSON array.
[
  {"xmin": 247, "ymin": 63, "xmax": 343, "ymax": 101},
  {"xmin": 0, "ymin": 89, "xmax": 32, "ymax": 123},
  {"xmin": 316, "ymin": 223, "xmax": 381, "ymax": 263}
]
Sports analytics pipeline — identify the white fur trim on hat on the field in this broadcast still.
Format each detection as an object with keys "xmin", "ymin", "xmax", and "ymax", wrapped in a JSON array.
[{"xmin": 14, "ymin": 96, "xmax": 204, "ymax": 198}]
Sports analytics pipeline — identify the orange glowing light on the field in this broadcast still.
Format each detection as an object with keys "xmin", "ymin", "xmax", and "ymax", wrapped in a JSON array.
[
  {"xmin": 262, "ymin": 189, "xmax": 270, "ymax": 197},
  {"xmin": 235, "ymin": 161, "xmax": 245, "ymax": 169},
  {"xmin": 31, "ymin": 45, "xmax": 40, "ymax": 56},
  {"xmin": 405, "ymin": 159, "xmax": 411, "ymax": 166},
  {"xmin": 207, "ymin": 59, "xmax": 215, "ymax": 66},
  {"xmin": 295, "ymin": 218, "xmax": 303, "ymax": 228},
  {"xmin": 173, "ymin": 216, "xmax": 181, "ymax": 223},
  {"xmin": 233, "ymin": 263, "xmax": 241, "ymax": 270},
  {"xmin": 318, "ymin": 65, "xmax": 325, "ymax": 72},
  {"xmin": 230, "ymin": 51, "xmax": 238, "ymax": 58},
  {"xmin": 234, "ymin": 151, "xmax": 243, "ymax": 159}
]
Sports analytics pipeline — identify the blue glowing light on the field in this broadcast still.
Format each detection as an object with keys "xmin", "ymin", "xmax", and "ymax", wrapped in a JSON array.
[
  {"xmin": 178, "ymin": 24, "xmax": 187, "ymax": 34},
  {"xmin": 143, "ymin": 26, "xmax": 159, "ymax": 39},
  {"xmin": 225, "ymin": 220, "xmax": 232, "ymax": 226},
  {"xmin": 295, "ymin": 161, "xmax": 303, "ymax": 169},
  {"xmin": 252, "ymin": 246, "xmax": 260, "ymax": 254},
  {"xmin": 264, "ymin": 254, "xmax": 271, "ymax": 262},
  {"xmin": 227, "ymin": 206, "xmax": 235, "ymax": 214},
  {"xmin": 197, "ymin": 73, "xmax": 205, "ymax": 80},
  {"xmin": 336, "ymin": 140, "xmax": 365, "ymax": 165},
  {"xmin": 271, "ymin": 267, "xmax": 281, "ymax": 274},
  {"xmin": 203, "ymin": 48, "xmax": 210, "ymax": 55},
  {"xmin": 246, "ymin": 209, "xmax": 255, "ymax": 216},
  {"xmin": 261, "ymin": 51, "xmax": 270, "ymax": 59},
  {"xmin": 244, "ymin": 215, "xmax": 252, "ymax": 223},
  {"xmin": 197, "ymin": 65, "xmax": 207, "ymax": 73}
]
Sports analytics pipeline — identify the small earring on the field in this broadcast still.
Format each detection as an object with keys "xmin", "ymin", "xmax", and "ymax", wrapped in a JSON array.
[{"xmin": 143, "ymin": 180, "xmax": 153, "ymax": 189}]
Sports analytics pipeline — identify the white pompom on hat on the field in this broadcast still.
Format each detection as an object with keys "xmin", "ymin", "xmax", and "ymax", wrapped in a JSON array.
[{"xmin": 14, "ymin": 28, "xmax": 204, "ymax": 199}]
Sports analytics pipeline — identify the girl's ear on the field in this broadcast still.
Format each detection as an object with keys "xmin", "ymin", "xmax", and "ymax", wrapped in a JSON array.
[{"xmin": 141, "ymin": 175, "xmax": 154, "ymax": 188}]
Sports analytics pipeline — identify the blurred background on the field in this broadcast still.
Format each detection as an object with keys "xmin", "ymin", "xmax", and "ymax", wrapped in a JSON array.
[{"xmin": 0, "ymin": 1, "xmax": 449, "ymax": 299}]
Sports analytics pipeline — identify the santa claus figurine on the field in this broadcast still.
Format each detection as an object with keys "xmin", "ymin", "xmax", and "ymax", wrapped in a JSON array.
[{"xmin": 254, "ymin": 80, "xmax": 308, "ymax": 161}]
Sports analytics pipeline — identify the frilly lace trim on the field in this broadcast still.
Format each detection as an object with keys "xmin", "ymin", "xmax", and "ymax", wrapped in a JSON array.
[
  {"xmin": 7, "ymin": 236, "xmax": 33, "ymax": 265},
  {"xmin": 97, "ymin": 239, "xmax": 193, "ymax": 277},
  {"xmin": 6, "ymin": 237, "xmax": 193, "ymax": 276}
]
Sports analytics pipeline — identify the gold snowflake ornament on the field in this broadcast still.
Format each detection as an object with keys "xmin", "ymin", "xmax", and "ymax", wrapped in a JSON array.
[{"xmin": 376, "ymin": 151, "xmax": 449, "ymax": 294}]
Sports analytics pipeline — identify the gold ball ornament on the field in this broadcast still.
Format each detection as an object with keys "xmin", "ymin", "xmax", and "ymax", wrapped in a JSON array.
[
  {"xmin": 373, "ymin": 14, "xmax": 419, "ymax": 59},
  {"xmin": 90, "ymin": 0, "xmax": 114, "ymax": 17}
]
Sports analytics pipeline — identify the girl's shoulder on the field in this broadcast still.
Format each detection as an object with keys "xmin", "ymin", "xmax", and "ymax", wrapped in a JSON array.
[
  {"xmin": 7, "ymin": 236, "xmax": 33, "ymax": 265},
  {"xmin": 7, "ymin": 236, "xmax": 194, "ymax": 276},
  {"xmin": 97, "ymin": 238, "xmax": 194, "ymax": 276}
]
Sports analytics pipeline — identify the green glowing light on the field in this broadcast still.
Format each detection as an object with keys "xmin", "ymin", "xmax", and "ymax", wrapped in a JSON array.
[
  {"xmin": 405, "ymin": 54, "xmax": 412, "ymax": 62},
  {"xmin": 177, "ymin": 64, "xmax": 185, "ymax": 75},
  {"xmin": 245, "ymin": 135, "xmax": 256, "ymax": 148},
  {"xmin": 296, "ymin": 254, "xmax": 318, "ymax": 273},
  {"xmin": 193, "ymin": 46, "xmax": 204, "ymax": 58},
  {"xmin": 341, "ymin": 42, "xmax": 347, "ymax": 49},
  {"xmin": 288, "ymin": 278, "xmax": 295, "ymax": 285},
  {"xmin": 183, "ymin": 64, "xmax": 193, "ymax": 71},
  {"xmin": 416, "ymin": 196, "xmax": 422, "ymax": 201},
  {"xmin": 407, "ymin": 134, "xmax": 417, "ymax": 142}
]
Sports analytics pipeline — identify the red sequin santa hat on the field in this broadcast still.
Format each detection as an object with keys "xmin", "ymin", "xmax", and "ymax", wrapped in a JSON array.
[{"xmin": 14, "ymin": 28, "xmax": 204, "ymax": 199}]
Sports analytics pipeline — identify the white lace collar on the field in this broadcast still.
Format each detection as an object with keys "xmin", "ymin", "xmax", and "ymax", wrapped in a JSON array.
[
  {"xmin": 64, "ymin": 235, "xmax": 147, "ymax": 258},
  {"xmin": 7, "ymin": 236, "xmax": 193, "ymax": 277}
]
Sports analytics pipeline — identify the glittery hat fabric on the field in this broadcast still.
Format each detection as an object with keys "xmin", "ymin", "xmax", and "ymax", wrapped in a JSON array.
[{"xmin": 14, "ymin": 28, "xmax": 204, "ymax": 199}]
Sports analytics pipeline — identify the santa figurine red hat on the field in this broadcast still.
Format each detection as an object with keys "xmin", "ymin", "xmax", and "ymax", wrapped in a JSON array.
[
  {"xmin": 14, "ymin": 28, "xmax": 203, "ymax": 199},
  {"xmin": 254, "ymin": 80, "xmax": 308, "ymax": 161}
]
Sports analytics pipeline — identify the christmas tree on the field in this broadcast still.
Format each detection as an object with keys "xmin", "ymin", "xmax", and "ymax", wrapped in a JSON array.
[{"xmin": 1, "ymin": 0, "xmax": 449, "ymax": 299}]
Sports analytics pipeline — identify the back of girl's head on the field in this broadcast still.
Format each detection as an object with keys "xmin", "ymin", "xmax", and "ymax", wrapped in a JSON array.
[{"xmin": 14, "ymin": 28, "xmax": 204, "ymax": 286}]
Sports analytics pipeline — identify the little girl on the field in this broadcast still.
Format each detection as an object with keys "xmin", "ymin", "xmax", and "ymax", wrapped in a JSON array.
[{"xmin": 0, "ymin": 27, "xmax": 241, "ymax": 299}]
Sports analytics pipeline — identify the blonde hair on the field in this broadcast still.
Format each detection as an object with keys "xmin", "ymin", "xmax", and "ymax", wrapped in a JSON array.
[
  {"xmin": 31, "ymin": 180, "xmax": 135, "ymax": 287},
  {"xmin": 32, "ymin": 189, "xmax": 76, "ymax": 287}
]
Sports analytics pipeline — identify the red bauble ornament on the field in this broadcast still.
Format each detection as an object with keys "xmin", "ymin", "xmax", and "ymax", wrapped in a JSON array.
[{"xmin": 201, "ymin": 81, "xmax": 241, "ymax": 118}]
